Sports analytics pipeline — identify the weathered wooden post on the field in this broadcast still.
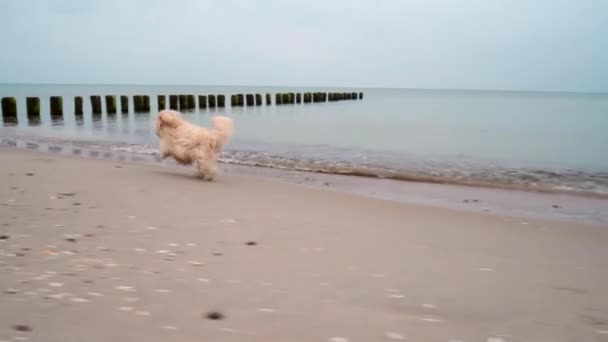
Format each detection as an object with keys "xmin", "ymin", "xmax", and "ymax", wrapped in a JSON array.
[
  {"xmin": 322, "ymin": 93, "xmax": 327, "ymax": 102},
  {"xmin": 282, "ymin": 93, "xmax": 289, "ymax": 104},
  {"xmin": 158, "ymin": 95, "xmax": 166, "ymax": 110},
  {"xmin": 178, "ymin": 95, "xmax": 187, "ymax": 110},
  {"xmin": 143, "ymin": 96, "xmax": 150, "ymax": 112},
  {"xmin": 26, "ymin": 97, "xmax": 40, "ymax": 120},
  {"xmin": 255, "ymin": 94, "xmax": 262, "ymax": 106},
  {"xmin": 266, "ymin": 93, "xmax": 271, "ymax": 105},
  {"xmin": 50, "ymin": 96, "xmax": 63, "ymax": 117},
  {"xmin": 1, "ymin": 97, "xmax": 17, "ymax": 122},
  {"xmin": 132, "ymin": 96, "xmax": 141, "ymax": 112},
  {"xmin": 237, "ymin": 94, "xmax": 244, "ymax": 106},
  {"xmin": 289, "ymin": 93, "xmax": 296, "ymax": 104},
  {"xmin": 188, "ymin": 95, "xmax": 196, "ymax": 109},
  {"xmin": 208, "ymin": 95, "xmax": 216, "ymax": 108},
  {"xmin": 133, "ymin": 95, "xmax": 148, "ymax": 112},
  {"xmin": 199, "ymin": 95, "xmax": 207, "ymax": 109},
  {"xmin": 105, "ymin": 95, "xmax": 117, "ymax": 114},
  {"xmin": 276, "ymin": 93, "xmax": 282, "ymax": 105},
  {"xmin": 359, "ymin": 92, "xmax": 363, "ymax": 99},
  {"xmin": 231, "ymin": 95, "xmax": 239, "ymax": 107},
  {"xmin": 120, "ymin": 96, "xmax": 128, "ymax": 113},
  {"xmin": 312, "ymin": 92, "xmax": 319, "ymax": 103},
  {"xmin": 75, "ymin": 96, "xmax": 84, "ymax": 115},
  {"xmin": 351, "ymin": 92, "xmax": 357, "ymax": 100},
  {"xmin": 217, "ymin": 95, "xmax": 226, "ymax": 108},
  {"xmin": 90, "ymin": 96, "xmax": 102, "ymax": 114},
  {"xmin": 303, "ymin": 92, "xmax": 310, "ymax": 103},
  {"xmin": 328, "ymin": 93, "xmax": 334, "ymax": 102},
  {"xmin": 246, "ymin": 94, "xmax": 254, "ymax": 106},
  {"xmin": 296, "ymin": 93, "xmax": 302, "ymax": 103},
  {"xmin": 170, "ymin": 95, "xmax": 178, "ymax": 110}
]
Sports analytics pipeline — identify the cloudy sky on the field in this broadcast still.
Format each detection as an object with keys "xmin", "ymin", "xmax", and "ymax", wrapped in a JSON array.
[{"xmin": 1, "ymin": 0, "xmax": 606, "ymax": 92}]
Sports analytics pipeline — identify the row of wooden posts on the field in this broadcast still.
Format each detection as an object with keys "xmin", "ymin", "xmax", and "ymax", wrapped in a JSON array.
[{"xmin": 0, "ymin": 92, "xmax": 364, "ymax": 120}]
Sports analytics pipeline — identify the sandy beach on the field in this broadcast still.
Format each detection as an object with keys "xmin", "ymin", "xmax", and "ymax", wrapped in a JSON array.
[{"xmin": 1, "ymin": 146, "xmax": 608, "ymax": 342}]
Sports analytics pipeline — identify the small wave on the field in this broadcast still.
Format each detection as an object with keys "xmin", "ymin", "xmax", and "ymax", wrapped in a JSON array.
[{"xmin": 2, "ymin": 135, "xmax": 607, "ymax": 198}]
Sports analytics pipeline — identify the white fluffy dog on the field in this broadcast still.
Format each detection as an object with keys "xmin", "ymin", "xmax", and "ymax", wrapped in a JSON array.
[{"xmin": 154, "ymin": 110, "xmax": 233, "ymax": 180}]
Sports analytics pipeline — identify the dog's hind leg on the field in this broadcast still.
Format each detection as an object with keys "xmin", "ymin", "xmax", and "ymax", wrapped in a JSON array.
[{"xmin": 195, "ymin": 157, "xmax": 218, "ymax": 181}]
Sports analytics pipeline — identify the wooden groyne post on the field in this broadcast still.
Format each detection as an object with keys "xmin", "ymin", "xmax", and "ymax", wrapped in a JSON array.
[
  {"xmin": 266, "ymin": 93, "xmax": 271, "ymax": 105},
  {"xmin": 26, "ymin": 97, "xmax": 40, "ymax": 121},
  {"xmin": 90, "ymin": 96, "xmax": 102, "ymax": 115},
  {"xmin": 275, "ymin": 93, "xmax": 282, "ymax": 105},
  {"xmin": 120, "ymin": 96, "xmax": 128, "ymax": 113},
  {"xmin": 158, "ymin": 95, "xmax": 166, "ymax": 110},
  {"xmin": 133, "ymin": 95, "xmax": 150, "ymax": 113},
  {"xmin": 246, "ymin": 94, "xmax": 254, "ymax": 106},
  {"xmin": 105, "ymin": 96, "xmax": 117, "ymax": 114},
  {"xmin": 169, "ymin": 95, "xmax": 178, "ymax": 110},
  {"xmin": 217, "ymin": 95, "xmax": 226, "ymax": 107},
  {"xmin": 178, "ymin": 95, "xmax": 187, "ymax": 110},
  {"xmin": 304, "ymin": 92, "xmax": 311, "ymax": 103},
  {"xmin": 50, "ymin": 96, "xmax": 63, "ymax": 117},
  {"xmin": 75, "ymin": 96, "xmax": 84, "ymax": 115},
  {"xmin": 1, "ymin": 97, "xmax": 17, "ymax": 122},
  {"xmin": 199, "ymin": 95, "xmax": 208, "ymax": 109},
  {"xmin": 208, "ymin": 95, "xmax": 216, "ymax": 108},
  {"xmin": 255, "ymin": 94, "xmax": 262, "ymax": 106},
  {"xmin": 231, "ymin": 95, "xmax": 239, "ymax": 107}
]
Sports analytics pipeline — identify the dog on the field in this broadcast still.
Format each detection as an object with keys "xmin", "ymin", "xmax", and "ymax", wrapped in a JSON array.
[{"xmin": 154, "ymin": 110, "xmax": 233, "ymax": 180}]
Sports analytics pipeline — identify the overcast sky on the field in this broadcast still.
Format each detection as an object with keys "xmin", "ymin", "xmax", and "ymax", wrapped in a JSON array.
[{"xmin": 0, "ymin": 0, "xmax": 606, "ymax": 92}]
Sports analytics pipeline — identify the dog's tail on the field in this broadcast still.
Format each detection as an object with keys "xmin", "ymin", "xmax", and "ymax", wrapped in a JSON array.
[
  {"xmin": 210, "ymin": 115, "xmax": 234, "ymax": 145},
  {"xmin": 155, "ymin": 110, "xmax": 181, "ymax": 135}
]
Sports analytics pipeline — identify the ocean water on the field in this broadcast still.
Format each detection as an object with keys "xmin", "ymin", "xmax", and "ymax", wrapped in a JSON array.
[{"xmin": 1, "ymin": 84, "xmax": 607, "ymax": 196}]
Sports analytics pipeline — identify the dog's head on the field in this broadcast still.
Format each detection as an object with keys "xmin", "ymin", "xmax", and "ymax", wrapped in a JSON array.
[{"xmin": 155, "ymin": 110, "xmax": 182, "ymax": 136}]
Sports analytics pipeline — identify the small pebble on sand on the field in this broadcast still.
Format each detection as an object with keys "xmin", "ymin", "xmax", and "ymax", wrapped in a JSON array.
[
  {"xmin": 154, "ymin": 289, "xmax": 171, "ymax": 293},
  {"xmin": 119, "ymin": 306, "xmax": 134, "ymax": 312},
  {"xmin": 257, "ymin": 308, "xmax": 275, "ymax": 313},
  {"xmin": 127, "ymin": 216, "xmax": 136, "ymax": 219},
  {"xmin": 389, "ymin": 294, "xmax": 405, "ymax": 299},
  {"xmin": 168, "ymin": 243, "xmax": 180, "ymax": 247},
  {"xmin": 189, "ymin": 261, "xmax": 204, "ymax": 266},
  {"xmin": 205, "ymin": 311, "xmax": 225, "ymax": 320},
  {"xmin": 48, "ymin": 282, "xmax": 63, "ymax": 287},
  {"xmin": 136, "ymin": 310, "xmax": 151, "ymax": 316},
  {"xmin": 162, "ymin": 325, "xmax": 177, "ymax": 330},
  {"xmin": 12, "ymin": 325, "xmax": 32, "ymax": 332}
]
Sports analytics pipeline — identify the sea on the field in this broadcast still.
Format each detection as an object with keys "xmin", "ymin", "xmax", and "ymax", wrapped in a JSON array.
[{"xmin": 1, "ymin": 84, "xmax": 607, "ymax": 197}]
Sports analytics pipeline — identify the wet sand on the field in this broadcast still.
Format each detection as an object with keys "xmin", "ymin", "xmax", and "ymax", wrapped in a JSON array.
[{"xmin": 1, "ymin": 147, "xmax": 608, "ymax": 342}]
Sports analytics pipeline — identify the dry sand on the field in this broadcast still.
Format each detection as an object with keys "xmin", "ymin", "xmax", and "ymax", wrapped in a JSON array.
[{"xmin": 1, "ymin": 147, "xmax": 607, "ymax": 342}]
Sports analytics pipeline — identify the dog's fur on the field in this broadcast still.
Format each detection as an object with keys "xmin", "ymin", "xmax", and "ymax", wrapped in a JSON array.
[{"xmin": 154, "ymin": 110, "xmax": 233, "ymax": 180}]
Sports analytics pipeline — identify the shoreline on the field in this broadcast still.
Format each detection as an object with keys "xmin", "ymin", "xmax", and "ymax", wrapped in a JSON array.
[
  {"xmin": 1, "ymin": 146, "xmax": 607, "ymax": 341},
  {"xmin": 1, "ymin": 139, "xmax": 607, "ymax": 225},
  {"xmin": 1, "ymin": 127, "xmax": 607, "ymax": 201}
]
